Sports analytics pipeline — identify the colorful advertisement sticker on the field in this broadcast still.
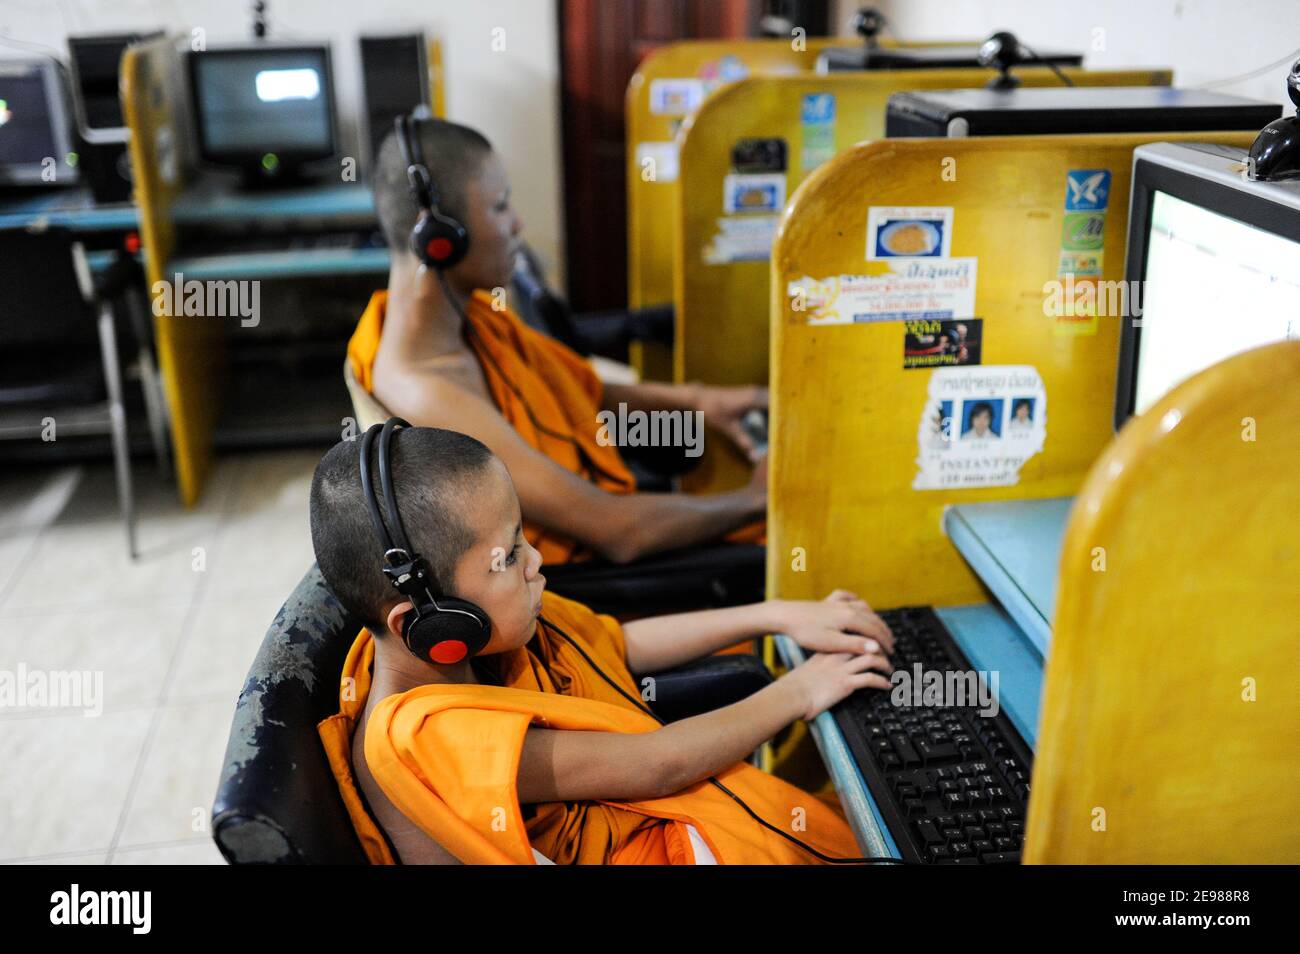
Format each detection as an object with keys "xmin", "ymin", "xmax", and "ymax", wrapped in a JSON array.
[
  {"xmin": 649, "ymin": 78, "xmax": 706, "ymax": 116},
  {"xmin": 903, "ymin": 318, "xmax": 983, "ymax": 369},
  {"xmin": 867, "ymin": 206, "xmax": 953, "ymax": 260},
  {"xmin": 913, "ymin": 365, "xmax": 1047, "ymax": 490},
  {"xmin": 704, "ymin": 215, "xmax": 780, "ymax": 264},
  {"xmin": 788, "ymin": 258, "xmax": 977, "ymax": 325},
  {"xmin": 723, "ymin": 172, "xmax": 786, "ymax": 214},
  {"xmin": 1064, "ymin": 169, "xmax": 1111, "ymax": 211},
  {"xmin": 1061, "ymin": 211, "xmax": 1106, "ymax": 251},
  {"xmin": 1057, "ymin": 249, "xmax": 1103, "ymax": 277},
  {"xmin": 800, "ymin": 92, "xmax": 836, "ymax": 172}
]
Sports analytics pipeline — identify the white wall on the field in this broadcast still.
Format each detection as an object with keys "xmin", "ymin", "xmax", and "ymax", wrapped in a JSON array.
[
  {"xmin": 831, "ymin": 0, "xmax": 1295, "ymax": 111},
  {"xmin": 0, "ymin": 0, "xmax": 567, "ymax": 283}
]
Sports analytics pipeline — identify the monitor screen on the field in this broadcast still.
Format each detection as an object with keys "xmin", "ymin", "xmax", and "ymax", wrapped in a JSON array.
[
  {"xmin": 0, "ymin": 69, "xmax": 61, "ymax": 168},
  {"xmin": 191, "ymin": 47, "xmax": 334, "ymax": 163},
  {"xmin": 1134, "ymin": 190, "xmax": 1300, "ymax": 415}
]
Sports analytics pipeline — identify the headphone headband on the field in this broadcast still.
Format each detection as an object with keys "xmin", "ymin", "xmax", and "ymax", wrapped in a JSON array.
[
  {"xmin": 395, "ymin": 115, "xmax": 437, "ymax": 210},
  {"xmin": 392, "ymin": 113, "xmax": 470, "ymax": 269},
  {"xmin": 358, "ymin": 418, "xmax": 491, "ymax": 664}
]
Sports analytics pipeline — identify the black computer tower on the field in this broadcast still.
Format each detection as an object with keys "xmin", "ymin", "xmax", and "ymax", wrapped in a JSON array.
[
  {"xmin": 885, "ymin": 86, "xmax": 1282, "ymax": 138},
  {"xmin": 818, "ymin": 44, "xmax": 1082, "ymax": 73},
  {"xmin": 360, "ymin": 33, "xmax": 429, "ymax": 176},
  {"xmin": 68, "ymin": 32, "xmax": 162, "ymax": 203}
]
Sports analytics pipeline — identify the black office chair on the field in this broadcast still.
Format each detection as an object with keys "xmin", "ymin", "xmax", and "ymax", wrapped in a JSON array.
[
  {"xmin": 0, "ymin": 226, "xmax": 144, "ymax": 557},
  {"xmin": 211, "ymin": 564, "xmax": 773, "ymax": 864},
  {"xmin": 511, "ymin": 243, "xmax": 673, "ymax": 364}
]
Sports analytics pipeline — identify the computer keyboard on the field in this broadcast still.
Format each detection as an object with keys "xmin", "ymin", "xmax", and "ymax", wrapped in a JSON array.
[{"xmin": 829, "ymin": 605, "xmax": 1034, "ymax": 864}]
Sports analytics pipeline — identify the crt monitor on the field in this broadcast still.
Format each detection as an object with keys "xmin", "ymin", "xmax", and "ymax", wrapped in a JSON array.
[
  {"xmin": 189, "ymin": 45, "xmax": 337, "ymax": 181},
  {"xmin": 0, "ymin": 58, "xmax": 78, "ymax": 186},
  {"xmin": 1115, "ymin": 142, "xmax": 1300, "ymax": 428}
]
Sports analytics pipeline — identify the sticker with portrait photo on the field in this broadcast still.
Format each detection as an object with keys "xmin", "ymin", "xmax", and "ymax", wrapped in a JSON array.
[{"xmin": 913, "ymin": 366, "xmax": 1047, "ymax": 490}]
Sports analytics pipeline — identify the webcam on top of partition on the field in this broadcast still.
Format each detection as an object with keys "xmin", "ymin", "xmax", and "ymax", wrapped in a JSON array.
[
  {"xmin": 852, "ymin": 7, "xmax": 887, "ymax": 48},
  {"xmin": 1247, "ymin": 60, "xmax": 1300, "ymax": 181}
]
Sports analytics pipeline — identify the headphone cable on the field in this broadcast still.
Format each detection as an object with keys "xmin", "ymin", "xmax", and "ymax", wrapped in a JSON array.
[{"xmin": 537, "ymin": 615, "xmax": 906, "ymax": 865}]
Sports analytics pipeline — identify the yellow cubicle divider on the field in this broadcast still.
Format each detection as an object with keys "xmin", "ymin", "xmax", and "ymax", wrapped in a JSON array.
[
  {"xmin": 626, "ymin": 38, "xmax": 839, "ymax": 379},
  {"xmin": 677, "ymin": 68, "xmax": 1172, "ymax": 494},
  {"xmin": 122, "ymin": 36, "xmax": 218, "ymax": 507},
  {"xmin": 428, "ymin": 38, "xmax": 445, "ymax": 117},
  {"xmin": 1026, "ymin": 340, "xmax": 1300, "ymax": 863},
  {"xmin": 765, "ymin": 131, "xmax": 1257, "ymax": 608},
  {"xmin": 625, "ymin": 36, "xmax": 972, "ymax": 378}
]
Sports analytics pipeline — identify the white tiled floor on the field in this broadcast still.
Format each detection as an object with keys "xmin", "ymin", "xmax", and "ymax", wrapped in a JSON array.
[{"xmin": 0, "ymin": 448, "xmax": 323, "ymax": 865}]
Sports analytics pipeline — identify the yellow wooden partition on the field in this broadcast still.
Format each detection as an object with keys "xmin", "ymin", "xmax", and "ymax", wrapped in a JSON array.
[
  {"xmin": 428, "ymin": 38, "xmax": 445, "ymax": 117},
  {"xmin": 678, "ymin": 68, "xmax": 1172, "ymax": 494},
  {"xmin": 766, "ymin": 131, "xmax": 1256, "ymax": 607},
  {"xmin": 626, "ymin": 38, "xmax": 840, "ymax": 378},
  {"xmin": 1026, "ymin": 340, "xmax": 1300, "ymax": 863},
  {"xmin": 122, "ymin": 36, "xmax": 219, "ymax": 507}
]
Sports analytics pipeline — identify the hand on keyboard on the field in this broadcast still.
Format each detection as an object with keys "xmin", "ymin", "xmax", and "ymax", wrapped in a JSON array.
[
  {"xmin": 773, "ymin": 589, "xmax": 895, "ymax": 655},
  {"xmin": 785, "ymin": 648, "xmax": 893, "ymax": 722}
]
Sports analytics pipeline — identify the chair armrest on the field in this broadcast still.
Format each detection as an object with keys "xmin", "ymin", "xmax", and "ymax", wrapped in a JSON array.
[
  {"xmin": 646, "ymin": 653, "xmax": 773, "ymax": 723},
  {"xmin": 543, "ymin": 544, "xmax": 765, "ymax": 616}
]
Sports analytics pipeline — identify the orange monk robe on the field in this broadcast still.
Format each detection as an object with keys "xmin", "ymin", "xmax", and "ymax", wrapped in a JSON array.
[
  {"xmin": 348, "ymin": 291, "xmax": 635, "ymax": 565},
  {"xmin": 318, "ymin": 591, "xmax": 858, "ymax": 865},
  {"xmin": 347, "ymin": 291, "xmax": 763, "ymax": 566}
]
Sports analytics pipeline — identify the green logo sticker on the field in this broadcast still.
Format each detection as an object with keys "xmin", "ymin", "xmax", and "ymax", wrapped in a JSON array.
[{"xmin": 1061, "ymin": 212, "xmax": 1106, "ymax": 251}]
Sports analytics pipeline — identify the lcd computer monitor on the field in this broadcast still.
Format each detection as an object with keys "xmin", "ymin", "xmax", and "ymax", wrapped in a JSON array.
[
  {"xmin": 189, "ymin": 45, "xmax": 337, "ymax": 183},
  {"xmin": 0, "ymin": 58, "xmax": 78, "ymax": 186},
  {"xmin": 1115, "ymin": 142, "xmax": 1300, "ymax": 428}
]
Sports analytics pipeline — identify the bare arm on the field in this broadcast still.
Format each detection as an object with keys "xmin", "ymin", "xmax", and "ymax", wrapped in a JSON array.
[
  {"xmin": 391, "ymin": 376, "xmax": 764, "ymax": 563},
  {"xmin": 516, "ymin": 651, "xmax": 891, "ymax": 803}
]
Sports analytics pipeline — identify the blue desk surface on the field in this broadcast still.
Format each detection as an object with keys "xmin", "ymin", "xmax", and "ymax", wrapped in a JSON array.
[
  {"xmin": 167, "ymin": 247, "xmax": 390, "ymax": 280},
  {"xmin": 943, "ymin": 497, "xmax": 1074, "ymax": 656},
  {"xmin": 0, "ymin": 188, "xmax": 138, "ymax": 231},
  {"xmin": 170, "ymin": 180, "xmax": 375, "ymax": 226}
]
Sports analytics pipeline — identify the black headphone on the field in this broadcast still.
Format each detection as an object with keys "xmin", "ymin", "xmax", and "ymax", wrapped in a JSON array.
[
  {"xmin": 360, "ymin": 418, "xmax": 491, "ymax": 664},
  {"xmin": 394, "ymin": 114, "xmax": 470, "ymax": 270}
]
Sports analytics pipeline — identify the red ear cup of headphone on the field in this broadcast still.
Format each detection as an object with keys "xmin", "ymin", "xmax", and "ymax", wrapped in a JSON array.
[
  {"xmin": 403, "ymin": 596, "xmax": 491, "ymax": 665},
  {"xmin": 411, "ymin": 208, "xmax": 469, "ymax": 270}
]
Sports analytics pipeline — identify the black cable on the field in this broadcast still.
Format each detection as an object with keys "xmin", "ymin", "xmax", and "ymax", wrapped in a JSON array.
[
  {"xmin": 1019, "ymin": 41, "xmax": 1075, "ymax": 87},
  {"xmin": 537, "ymin": 615, "xmax": 907, "ymax": 865}
]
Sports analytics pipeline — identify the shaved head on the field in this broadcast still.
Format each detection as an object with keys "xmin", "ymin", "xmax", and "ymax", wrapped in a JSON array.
[
  {"xmin": 310, "ymin": 427, "xmax": 497, "ymax": 633},
  {"xmin": 374, "ymin": 118, "xmax": 493, "ymax": 260}
]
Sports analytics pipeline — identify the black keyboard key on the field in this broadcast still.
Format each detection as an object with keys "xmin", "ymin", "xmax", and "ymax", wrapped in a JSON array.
[
  {"xmin": 915, "ymin": 821, "xmax": 943, "ymax": 846},
  {"xmin": 950, "ymin": 841, "xmax": 972, "ymax": 856},
  {"xmin": 928, "ymin": 845, "xmax": 951, "ymax": 862},
  {"xmin": 979, "ymin": 851, "xmax": 1019, "ymax": 865},
  {"xmin": 890, "ymin": 733, "xmax": 921, "ymax": 767},
  {"xmin": 916, "ymin": 740, "xmax": 959, "ymax": 763},
  {"xmin": 944, "ymin": 793, "xmax": 967, "ymax": 809}
]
